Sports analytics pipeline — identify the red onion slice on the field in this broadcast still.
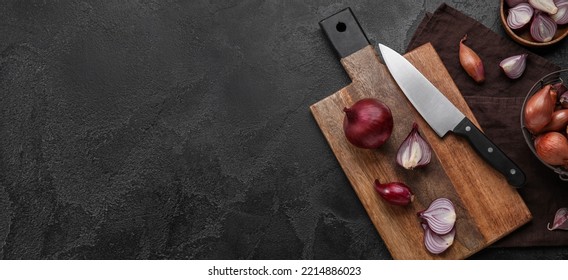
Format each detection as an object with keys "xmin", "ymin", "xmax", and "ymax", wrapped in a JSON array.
[
  {"xmin": 547, "ymin": 208, "xmax": 568, "ymax": 230},
  {"xmin": 531, "ymin": 12, "xmax": 558, "ymax": 42},
  {"xmin": 422, "ymin": 223, "xmax": 456, "ymax": 255},
  {"xmin": 418, "ymin": 198, "xmax": 456, "ymax": 235},
  {"xmin": 499, "ymin": 54, "xmax": 528, "ymax": 79},
  {"xmin": 507, "ymin": 3, "xmax": 534, "ymax": 29},
  {"xmin": 551, "ymin": 0, "xmax": 568, "ymax": 24}
]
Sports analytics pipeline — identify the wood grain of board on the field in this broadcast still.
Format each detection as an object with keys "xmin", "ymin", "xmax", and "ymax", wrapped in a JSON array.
[{"xmin": 310, "ymin": 43, "xmax": 532, "ymax": 260}]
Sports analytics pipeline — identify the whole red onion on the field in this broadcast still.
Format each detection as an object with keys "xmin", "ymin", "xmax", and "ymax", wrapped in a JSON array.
[{"xmin": 343, "ymin": 98, "xmax": 393, "ymax": 149}]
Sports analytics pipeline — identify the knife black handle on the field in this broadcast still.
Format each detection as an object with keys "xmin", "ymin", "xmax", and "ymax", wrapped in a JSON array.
[{"xmin": 453, "ymin": 118, "xmax": 526, "ymax": 187}]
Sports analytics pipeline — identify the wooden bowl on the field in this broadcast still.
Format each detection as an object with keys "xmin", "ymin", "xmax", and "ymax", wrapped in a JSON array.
[{"xmin": 500, "ymin": 0, "xmax": 568, "ymax": 48}]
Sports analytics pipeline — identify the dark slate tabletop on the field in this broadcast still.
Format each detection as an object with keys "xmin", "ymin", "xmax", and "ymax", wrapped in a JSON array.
[{"xmin": 1, "ymin": 0, "xmax": 568, "ymax": 260}]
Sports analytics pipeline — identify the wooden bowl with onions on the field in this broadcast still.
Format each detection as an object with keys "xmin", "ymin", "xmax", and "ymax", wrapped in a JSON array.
[
  {"xmin": 500, "ymin": 0, "xmax": 568, "ymax": 48},
  {"xmin": 521, "ymin": 69, "xmax": 568, "ymax": 180}
]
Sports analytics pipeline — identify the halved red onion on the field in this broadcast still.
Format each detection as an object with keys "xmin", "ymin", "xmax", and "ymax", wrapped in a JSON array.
[
  {"xmin": 551, "ymin": 0, "xmax": 568, "ymax": 24},
  {"xmin": 531, "ymin": 12, "xmax": 558, "ymax": 42},
  {"xmin": 396, "ymin": 122, "xmax": 431, "ymax": 170},
  {"xmin": 417, "ymin": 198, "xmax": 456, "ymax": 235},
  {"xmin": 547, "ymin": 208, "xmax": 568, "ymax": 230},
  {"xmin": 422, "ymin": 223, "xmax": 456, "ymax": 255},
  {"xmin": 499, "ymin": 54, "xmax": 528, "ymax": 79},
  {"xmin": 507, "ymin": 3, "xmax": 534, "ymax": 29}
]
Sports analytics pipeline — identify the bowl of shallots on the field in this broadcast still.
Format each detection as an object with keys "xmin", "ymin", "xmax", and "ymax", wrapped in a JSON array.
[
  {"xmin": 521, "ymin": 69, "xmax": 568, "ymax": 180},
  {"xmin": 500, "ymin": 0, "xmax": 568, "ymax": 47}
]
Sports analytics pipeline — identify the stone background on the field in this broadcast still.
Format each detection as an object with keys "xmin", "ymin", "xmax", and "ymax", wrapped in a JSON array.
[{"xmin": 1, "ymin": 0, "xmax": 567, "ymax": 259}]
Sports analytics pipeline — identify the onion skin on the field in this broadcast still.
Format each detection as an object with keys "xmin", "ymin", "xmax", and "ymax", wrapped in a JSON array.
[
  {"xmin": 540, "ymin": 109, "xmax": 568, "ymax": 132},
  {"xmin": 524, "ymin": 84, "xmax": 556, "ymax": 134},
  {"xmin": 343, "ymin": 98, "xmax": 393, "ymax": 149},
  {"xmin": 374, "ymin": 180, "xmax": 414, "ymax": 206},
  {"xmin": 459, "ymin": 35, "xmax": 485, "ymax": 83},
  {"xmin": 534, "ymin": 132, "xmax": 568, "ymax": 167}
]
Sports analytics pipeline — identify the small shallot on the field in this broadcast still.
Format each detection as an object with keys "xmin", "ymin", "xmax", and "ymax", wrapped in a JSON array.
[
  {"xmin": 396, "ymin": 123, "xmax": 432, "ymax": 169},
  {"xmin": 374, "ymin": 180, "xmax": 414, "ymax": 206},
  {"xmin": 540, "ymin": 109, "xmax": 568, "ymax": 132},
  {"xmin": 529, "ymin": 0, "xmax": 558, "ymax": 14},
  {"xmin": 418, "ymin": 198, "xmax": 456, "ymax": 235},
  {"xmin": 547, "ymin": 208, "xmax": 568, "ymax": 231},
  {"xmin": 459, "ymin": 35, "xmax": 485, "ymax": 83},
  {"xmin": 524, "ymin": 84, "xmax": 556, "ymax": 134},
  {"xmin": 551, "ymin": 0, "xmax": 568, "ymax": 24},
  {"xmin": 530, "ymin": 12, "xmax": 558, "ymax": 43},
  {"xmin": 499, "ymin": 54, "xmax": 528, "ymax": 79},
  {"xmin": 422, "ymin": 223, "xmax": 456, "ymax": 255},
  {"xmin": 507, "ymin": 3, "xmax": 534, "ymax": 29},
  {"xmin": 534, "ymin": 132, "xmax": 568, "ymax": 167}
]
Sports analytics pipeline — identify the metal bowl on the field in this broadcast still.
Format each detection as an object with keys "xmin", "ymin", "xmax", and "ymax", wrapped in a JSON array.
[{"xmin": 521, "ymin": 69, "xmax": 568, "ymax": 180}]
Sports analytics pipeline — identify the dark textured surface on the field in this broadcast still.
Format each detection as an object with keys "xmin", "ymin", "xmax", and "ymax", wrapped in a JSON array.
[{"xmin": 1, "ymin": 0, "xmax": 567, "ymax": 260}]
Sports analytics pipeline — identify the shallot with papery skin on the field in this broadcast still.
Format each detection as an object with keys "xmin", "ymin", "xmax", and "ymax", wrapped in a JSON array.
[
  {"xmin": 396, "ymin": 122, "xmax": 432, "ymax": 170},
  {"xmin": 459, "ymin": 35, "xmax": 485, "ymax": 83},
  {"xmin": 547, "ymin": 208, "xmax": 568, "ymax": 230},
  {"xmin": 418, "ymin": 198, "xmax": 456, "ymax": 235},
  {"xmin": 524, "ymin": 84, "xmax": 556, "ymax": 134},
  {"xmin": 534, "ymin": 132, "xmax": 568, "ymax": 167},
  {"xmin": 507, "ymin": 3, "xmax": 534, "ymax": 29},
  {"xmin": 540, "ymin": 109, "xmax": 568, "ymax": 132},
  {"xmin": 500, "ymin": 54, "xmax": 528, "ymax": 79},
  {"xmin": 343, "ymin": 98, "xmax": 393, "ymax": 149},
  {"xmin": 374, "ymin": 180, "xmax": 414, "ymax": 206}
]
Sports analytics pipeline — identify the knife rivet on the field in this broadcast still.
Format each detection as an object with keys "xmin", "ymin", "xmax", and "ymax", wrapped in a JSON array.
[
  {"xmin": 487, "ymin": 147, "xmax": 493, "ymax": 153},
  {"xmin": 510, "ymin": 169, "xmax": 516, "ymax": 175},
  {"xmin": 465, "ymin": 126, "xmax": 471, "ymax": 132}
]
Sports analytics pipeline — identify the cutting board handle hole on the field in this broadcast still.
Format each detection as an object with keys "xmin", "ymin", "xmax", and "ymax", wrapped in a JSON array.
[{"xmin": 336, "ymin": 22, "xmax": 346, "ymax": 32}]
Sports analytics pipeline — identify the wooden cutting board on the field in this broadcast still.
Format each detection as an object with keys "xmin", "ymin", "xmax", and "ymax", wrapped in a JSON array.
[{"xmin": 310, "ymin": 9, "xmax": 531, "ymax": 260}]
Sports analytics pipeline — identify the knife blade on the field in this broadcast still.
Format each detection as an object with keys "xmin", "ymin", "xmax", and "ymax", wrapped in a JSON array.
[{"xmin": 378, "ymin": 43, "xmax": 526, "ymax": 187}]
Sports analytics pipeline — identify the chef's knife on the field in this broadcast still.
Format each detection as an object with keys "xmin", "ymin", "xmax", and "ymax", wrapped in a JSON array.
[{"xmin": 379, "ymin": 43, "xmax": 526, "ymax": 188}]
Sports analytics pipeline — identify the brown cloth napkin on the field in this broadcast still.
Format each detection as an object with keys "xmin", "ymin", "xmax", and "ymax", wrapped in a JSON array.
[{"xmin": 407, "ymin": 3, "xmax": 568, "ymax": 247}]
